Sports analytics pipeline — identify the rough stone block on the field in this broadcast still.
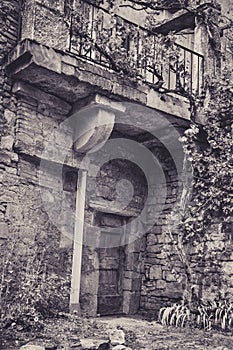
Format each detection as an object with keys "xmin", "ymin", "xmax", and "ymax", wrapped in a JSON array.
[
  {"xmin": 125, "ymin": 253, "xmax": 140, "ymax": 270},
  {"xmin": 13, "ymin": 81, "xmax": 71, "ymax": 114},
  {"xmin": 62, "ymin": 62, "xmax": 76, "ymax": 76},
  {"xmin": 149, "ymin": 266, "xmax": 162, "ymax": 280},
  {"xmin": 101, "ymin": 214, "xmax": 122, "ymax": 228},
  {"xmin": 4, "ymin": 109, "xmax": 15, "ymax": 123},
  {"xmin": 1, "ymin": 135, "xmax": 14, "ymax": 150},
  {"xmin": 126, "ymin": 238, "xmax": 142, "ymax": 254},
  {"xmin": 146, "ymin": 233, "xmax": 158, "ymax": 245},
  {"xmin": 222, "ymin": 261, "xmax": 233, "ymax": 276},
  {"xmin": 124, "ymin": 271, "xmax": 141, "ymax": 279},
  {"xmin": 130, "ymin": 278, "xmax": 141, "ymax": 291},
  {"xmin": 62, "ymin": 54, "xmax": 78, "ymax": 66},
  {"xmin": 147, "ymin": 256, "xmax": 167, "ymax": 266},
  {"xmin": 80, "ymin": 338, "xmax": 110, "ymax": 350},
  {"xmin": 123, "ymin": 278, "xmax": 132, "ymax": 291},
  {"xmin": 20, "ymin": 346, "xmax": 45, "ymax": 350},
  {"xmin": 0, "ymin": 222, "xmax": 9, "ymax": 240},
  {"xmin": 5, "ymin": 166, "xmax": 17, "ymax": 175},
  {"xmin": 33, "ymin": 4, "xmax": 69, "ymax": 50},
  {"xmin": 163, "ymin": 271, "xmax": 177, "ymax": 282},
  {"xmin": 109, "ymin": 330, "xmax": 125, "ymax": 346},
  {"xmin": 156, "ymin": 279, "xmax": 167, "ymax": 289},
  {"xmin": 147, "ymin": 244, "xmax": 163, "ymax": 254}
]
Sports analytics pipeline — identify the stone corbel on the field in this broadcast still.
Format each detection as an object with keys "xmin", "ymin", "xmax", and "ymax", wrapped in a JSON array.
[{"xmin": 72, "ymin": 94, "xmax": 125, "ymax": 154}]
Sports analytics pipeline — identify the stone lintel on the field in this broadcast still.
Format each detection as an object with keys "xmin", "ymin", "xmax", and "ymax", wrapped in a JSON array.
[
  {"xmin": 89, "ymin": 199, "xmax": 139, "ymax": 218},
  {"xmin": 6, "ymin": 39, "xmax": 147, "ymax": 105},
  {"xmin": 0, "ymin": 222, "xmax": 10, "ymax": 240},
  {"xmin": 147, "ymin": 89, "xmax": 190, "ymax": 121}
]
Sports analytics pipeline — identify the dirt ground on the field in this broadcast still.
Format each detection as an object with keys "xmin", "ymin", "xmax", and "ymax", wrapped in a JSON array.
[
  {"xmin": 97, "ymin": 316, "xmax": 233, "ymax": 350},
  {"xmin": 1, "ymin": 315, "xmax": 233, "ymax": 349}
]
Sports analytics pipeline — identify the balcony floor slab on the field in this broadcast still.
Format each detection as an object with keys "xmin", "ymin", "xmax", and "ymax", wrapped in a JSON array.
[{"xmin": 6, "ymin": 39, "xmax": 191, "ymax": 122}]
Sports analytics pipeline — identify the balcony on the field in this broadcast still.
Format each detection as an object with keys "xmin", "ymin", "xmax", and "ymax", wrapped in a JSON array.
[
  {"xmin": 68, "ymin": 0, "xmax": 204, "ymax": 96},
  {"xmin": 6, "ymin": 0, "xmax": 205, "ymax": 122}
]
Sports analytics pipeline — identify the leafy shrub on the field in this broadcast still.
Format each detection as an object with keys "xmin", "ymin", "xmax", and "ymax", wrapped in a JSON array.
[
  {"xmin": 197, "ymin": 300, "xmax": 233, "ymax": 331},
  {"xmin": 158, "ymin": 300, "xmax": 233, "ymax": 331},
  {"xmin": 158, "ymin": 303, "xmax": 191, "ymax": 328},
  {"xmin": 0, "ymin": 236, "xmax": 71, "ymax": 334}
]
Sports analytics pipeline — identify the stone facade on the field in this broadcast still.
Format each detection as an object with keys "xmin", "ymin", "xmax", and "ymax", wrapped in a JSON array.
[
  {"xmin": 0, "ymin": 0, "xmax": 21, "ymax": 237},
  {"xmin": 0, "ymin": 0, "xmax": 232, "ymax": 319}
]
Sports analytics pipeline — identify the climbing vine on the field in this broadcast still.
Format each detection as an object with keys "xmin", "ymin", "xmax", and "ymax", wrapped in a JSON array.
[
  {"xmin": 180, "ymin": 71, "xmax": 233, "ymax": 241},
  {"xmin": 165, "ymin": 69, "xmax": 233, "ymax": 309},
  {"xmin": 69, "ymin": 0, "xmax": 232, "ymax": 113},
  {"xmin": 71, "ymin": 1, "xmax": 181, "ymax": 87}
]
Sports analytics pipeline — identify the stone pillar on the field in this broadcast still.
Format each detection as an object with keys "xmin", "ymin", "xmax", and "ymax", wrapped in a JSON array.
[
  {"xmin": 21, "ymin": 0, "xmax": 70, "ymax": 50},
  {"xmin": 194, "ymin": 4, "xmax": 222, "ymax": 124},
  {"xmin": 194, "ymin": 4, "xmax": 221, "ymax": 78},
  {"xmin": 70, "ymin": 169, "xmax": 87, "ymax": 313}
]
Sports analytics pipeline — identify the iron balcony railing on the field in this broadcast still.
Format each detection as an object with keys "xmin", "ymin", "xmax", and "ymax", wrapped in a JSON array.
[{"xmin": 69, "ymin": 0, "xmax": 204, "ymax": 95}]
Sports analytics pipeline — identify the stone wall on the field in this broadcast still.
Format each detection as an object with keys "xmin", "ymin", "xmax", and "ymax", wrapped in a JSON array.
[
  {"xmin": 1, "ymin": 75, "xmax": 86, "ymax": 315},
  {"xmin": 188, "ymin": 222, "xmax": 233, "ymax": 302},
  {"xmin": 139, "ymin": 144, "xmax": 233, "ymax": 317},
  {"xmin": 0, "ymin": 86, "xmax": 76, "ymax": 301},
  {"xmin": 0, "ymin": 0, "xmax": 21, "ymax": 240},
  {"xmin": 0, "ymin": 1, "xmax": 75, "ymax": 306},
  {"xmin": 139, "ymin": 142, "xmax": 186, "ymax": 317},
  {"xmin": 21, "ymin": 0, "xmax": 70, "ymax": 50}
]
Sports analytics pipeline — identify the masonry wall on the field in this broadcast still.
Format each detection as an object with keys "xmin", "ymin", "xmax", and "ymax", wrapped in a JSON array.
[
  {"xmin": 0, "ymin": 1, "xmax": 75, "ymax": 309},
  {"xmin": 0, "ymin": 0, "xmax": 149, "ymax": 317},
  {"xmin": 188, "ymin": 223, "xmax": 233, "ymax": 302},
  {"xmin": 139, "ymin": 142, "xmax": 186, "ymax": 317},
  {"xmin": 0, "ymin": 87, "xmax": 76, "ymax": 310},
  {"xmin": 21, "ymin": 0, "xmax": 70, "ymax": 50},
  {"xmin": 139, "ymin": 144, "xmax": 233, "ymax": 317},
  {"xmin": 0, "ymin": 0, "xmax": 21, "ymax": 239}
]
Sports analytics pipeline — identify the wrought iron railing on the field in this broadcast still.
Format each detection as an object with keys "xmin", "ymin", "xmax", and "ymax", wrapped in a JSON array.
[{"xmin": 69, "ymin": 0, "xmax": 204, "ymax": 95}]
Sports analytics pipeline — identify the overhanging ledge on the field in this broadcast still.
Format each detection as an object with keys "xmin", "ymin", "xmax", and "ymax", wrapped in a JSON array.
[
  {"xmin": 6, "ymin": 39, "xmax": 147, "ymax": 105},
  {"xmin": 5, "ymin": 39, "xmax": 191, "ymax": 121}
]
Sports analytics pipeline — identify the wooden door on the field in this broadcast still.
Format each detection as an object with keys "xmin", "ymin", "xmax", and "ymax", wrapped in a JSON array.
[{"xmin": 97, "ymin": 231, "xmax": 125, "ymax": 316}]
